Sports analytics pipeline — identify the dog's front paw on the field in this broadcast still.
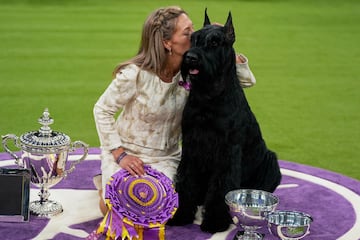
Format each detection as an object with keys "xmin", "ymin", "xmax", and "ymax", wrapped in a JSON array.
[{"xmin": 200, "ymin": 218, "xmax": 231, "ymax": 233}]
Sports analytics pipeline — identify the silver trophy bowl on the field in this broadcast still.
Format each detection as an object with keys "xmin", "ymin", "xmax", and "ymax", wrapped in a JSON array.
[
  {"xmin": 266, "ymin": 210, "xmax": 313, "ymax": 240},
  {"xmin": 225, "ymin": 189, "xmax": 279, "ymax": 240},
  {"xmin": 2, "ymin": 108, "xmax": 88, "ymax": 217}
]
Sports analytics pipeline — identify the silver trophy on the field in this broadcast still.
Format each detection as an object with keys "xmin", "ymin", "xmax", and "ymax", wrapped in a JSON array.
[
  {"xmin": 2, "ymin": 108, "xmax": 88, "ymax": 217},
  {"xmin": 225, "ymin": 189, "xmax": 279, "ymax": 240},
  {"xmin": 266, "ymin": 210, "xmax": 313, "ymax": 240}
]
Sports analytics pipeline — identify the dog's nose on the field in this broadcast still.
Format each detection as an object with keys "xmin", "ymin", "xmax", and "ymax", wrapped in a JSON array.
[{"xmin": 185, "ymin": 52, "xmax": 198, "ymax": 64}]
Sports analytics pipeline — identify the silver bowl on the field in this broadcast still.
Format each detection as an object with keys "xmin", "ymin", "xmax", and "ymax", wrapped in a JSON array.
[
  {"xmin": 266, "ymin": 210, "xmax": 313, "ymax": 240},
  {"xmin": 225, "ymin": 189, "xmax": 279, "ymax": 240}
]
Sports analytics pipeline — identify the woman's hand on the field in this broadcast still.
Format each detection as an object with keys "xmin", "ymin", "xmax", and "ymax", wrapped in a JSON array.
[
  {"xmin": 236, "ymin": 54, "xmax": 246, "ymax": 64},
  {"xmin": 119, "ymin": 154, "xmax": 145, "ymax": 176},
  {"xmin": 112, "ymin": 148, "xmax": 145, "ymax": 176}
]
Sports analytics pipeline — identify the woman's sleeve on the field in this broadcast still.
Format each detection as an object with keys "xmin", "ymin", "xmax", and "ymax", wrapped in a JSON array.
[
  {"xmin": 236, "ymin": 54, "xmax": 256, "ymax": 88},
  {"xmin": 93, "ymin": 65, "xmax": 138, "ymax": 151}
]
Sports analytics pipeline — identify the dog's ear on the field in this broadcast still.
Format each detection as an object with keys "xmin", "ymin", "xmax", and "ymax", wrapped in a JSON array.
[
  {"xmin": 224, "ymin": 11, "xmax": 235, "ymax": 44},
  {"xmin": 204, "ymin": 8, "xmax": 211, "ymax": 26}
]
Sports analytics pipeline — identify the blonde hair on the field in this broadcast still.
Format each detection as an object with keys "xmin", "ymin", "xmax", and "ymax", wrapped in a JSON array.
[{"xmin": 113, "ymin": 6, "xmax": 187, "ymax": 77}]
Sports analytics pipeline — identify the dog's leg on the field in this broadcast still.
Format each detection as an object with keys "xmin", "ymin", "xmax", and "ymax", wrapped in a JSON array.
[
  {"xmin": 167, "ymin": 164, "xmax": 202, "ymax": 226},
  {"xmin": 167, "ymin": 182, "xmax": 200, "ymax": 226},
  {"xmin": 200, "ymin": 174, "xmax": 233, "ymax": 233}
]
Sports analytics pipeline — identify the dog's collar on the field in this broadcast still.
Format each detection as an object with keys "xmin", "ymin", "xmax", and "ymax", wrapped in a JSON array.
[{"xmin": 178, "ymin": 80, "xmax": 191, "ymax": 91}]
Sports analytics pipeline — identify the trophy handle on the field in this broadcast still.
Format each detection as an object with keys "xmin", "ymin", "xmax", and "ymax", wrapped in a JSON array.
[
  {"xmin": 1, "ymin": 134, "xmax": 22, "ymax": 166},
  {"xmin": 64, "ymin": 140, "xmax": 89, "ymax": 176}
]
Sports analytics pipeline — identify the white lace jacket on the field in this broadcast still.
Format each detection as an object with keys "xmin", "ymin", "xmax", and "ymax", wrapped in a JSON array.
[{"xmin": 93, "ymin": 55, "xmax": 256, "ymax": 158}]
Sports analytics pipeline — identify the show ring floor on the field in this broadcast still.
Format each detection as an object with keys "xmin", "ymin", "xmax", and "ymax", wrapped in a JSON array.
[{"xmin": 0, "ymin": 148, "xmax": 359, "ymax": 240}]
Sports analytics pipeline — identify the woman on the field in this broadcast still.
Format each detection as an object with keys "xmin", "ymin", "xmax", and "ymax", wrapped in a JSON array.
[{"xmin": 93, "ymin": 6, "xmax": 256, "ymax": 214}]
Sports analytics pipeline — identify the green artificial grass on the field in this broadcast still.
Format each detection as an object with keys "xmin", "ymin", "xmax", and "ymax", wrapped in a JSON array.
[{"xmin": 0, "ymin": 0, "xmax": 359, "ymax": 180}]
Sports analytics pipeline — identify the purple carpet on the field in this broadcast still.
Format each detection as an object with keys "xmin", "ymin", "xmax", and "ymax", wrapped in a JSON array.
[{"xmin": 0, "ymin": 148, "xmax": 359, "ymax": 240}]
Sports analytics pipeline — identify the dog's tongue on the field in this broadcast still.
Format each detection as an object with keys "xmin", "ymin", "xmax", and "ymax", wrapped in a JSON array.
[{"xmin": 189, "ymin": 69, "xmax": 199, "ymax": 75}]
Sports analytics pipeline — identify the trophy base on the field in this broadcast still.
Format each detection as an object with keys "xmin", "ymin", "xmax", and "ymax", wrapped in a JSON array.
[
  {"xmin": 234, "ymin": 230, "xmax": 264, "ymax": 240},
  {"xmin": 29, "ymin": 200, "xmax": 63, "ymax": 217}
]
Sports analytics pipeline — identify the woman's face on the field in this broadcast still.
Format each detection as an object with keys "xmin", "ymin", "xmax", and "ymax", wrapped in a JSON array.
[{"xmin": 168, "ymin": 13, "xmax": 194, "ymax": 57}]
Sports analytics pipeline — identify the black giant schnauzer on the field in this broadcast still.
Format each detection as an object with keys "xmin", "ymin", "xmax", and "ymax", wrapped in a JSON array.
[{"xmin": 168, "ymin": 10, "xmax": 282, "ymax": 233}]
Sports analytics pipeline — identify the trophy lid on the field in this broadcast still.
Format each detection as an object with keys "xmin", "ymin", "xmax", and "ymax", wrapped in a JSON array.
[{"xmin": 19, "ymin": 108, "xmax": 71, "ymax": 154}]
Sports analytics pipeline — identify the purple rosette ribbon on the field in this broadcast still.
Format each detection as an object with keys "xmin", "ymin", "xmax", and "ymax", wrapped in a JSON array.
[{"xmin": 96, "ymin": 165, "xmax": 178, "ymax": 240}]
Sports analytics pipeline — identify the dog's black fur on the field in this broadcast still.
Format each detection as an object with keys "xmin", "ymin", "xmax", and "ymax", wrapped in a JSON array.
[{"xmin": 168, "ymin": 10, "xmax": 282, "ymax": 233}]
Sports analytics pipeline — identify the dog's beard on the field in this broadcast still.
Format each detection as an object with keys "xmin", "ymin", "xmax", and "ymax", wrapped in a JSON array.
[
  {"xmin": 181, "ymin": 49, "xmax": 210, "ymax": 91},
  {"xmin": 180, "ymin": 54, "xmax": 201, "ymax": 91},
  {"xmin": 183, "ymin": 67, "xmax": 199, "ymax": 81},
  {"xmin": 180, "ymin": 66, "xmax": 200, "ymax": 92}
]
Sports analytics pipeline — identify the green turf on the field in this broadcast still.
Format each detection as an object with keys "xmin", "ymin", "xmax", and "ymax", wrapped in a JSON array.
[{"xmin": 1, "ymin": 0, "xmax": 359, "ymax": 180}]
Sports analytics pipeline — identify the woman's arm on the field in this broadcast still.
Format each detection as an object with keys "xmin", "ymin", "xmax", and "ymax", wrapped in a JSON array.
[{"xmin": 93, "ymin": 64, "xmax": 138, "ymax": 151}]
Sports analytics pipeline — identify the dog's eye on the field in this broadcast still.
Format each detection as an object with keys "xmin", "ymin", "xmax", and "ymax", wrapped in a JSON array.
[
  {"xmin": 207, "ymin": 34, "xmax": 222, "ymax": 48},
  {"xmin": 211, "ymin": 40, "xmax": 219, "ymax": 47}
]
